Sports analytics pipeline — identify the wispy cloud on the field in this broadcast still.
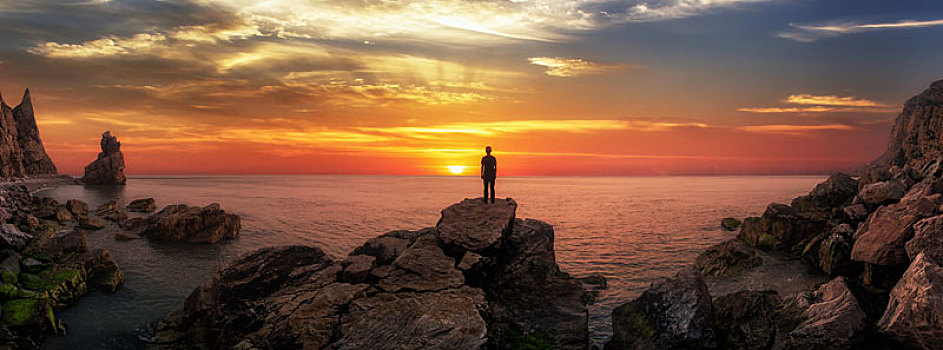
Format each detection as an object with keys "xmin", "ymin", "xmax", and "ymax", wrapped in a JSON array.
[
  {"xmin": 528, "ymin": 57, "xmax": 635, "ymax": 77},
  {"xmin": 779, "ymin": 18, "xmax": 943, "ymax": 42},
  {"xmin": 738, "ymin": 124, "xmax": 855, "ymax": 134},
  {"xmin": 738, "ymin": 93, "xmax": 895, "ymax": 114},
  {"xmin": 784, "ymin": 94, "xmax": 888, "ymax": 107}
]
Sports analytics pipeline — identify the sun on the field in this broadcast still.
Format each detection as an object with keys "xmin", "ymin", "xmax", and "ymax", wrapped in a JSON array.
[{"xmin": 446, "ymin": 165, "xmax": 466, "ymax": 175}]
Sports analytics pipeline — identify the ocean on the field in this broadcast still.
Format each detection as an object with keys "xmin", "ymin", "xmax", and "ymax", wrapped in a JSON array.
[{"xmin": 34, "ymin": 175, "xmax": 824, "ymax": 349}]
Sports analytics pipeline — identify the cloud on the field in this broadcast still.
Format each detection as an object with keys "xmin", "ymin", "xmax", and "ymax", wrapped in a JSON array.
[
  {"xmin": 738, "ymin": 124, "xmax": 855, "ymax": 134},
  {"xmin": 738, "ymin": 94, "xmax": 895, "ymax": 114},
  {"xmin": 779, "ymin": 18, "xmax": 943, "ymax": 42},
  {"xmin": 528, "ymin": 57, "xmax": 634, "ymax": 77},
  {"xmin": 784, "ymin": 94, "xmax": 888, "ymax": 107}
]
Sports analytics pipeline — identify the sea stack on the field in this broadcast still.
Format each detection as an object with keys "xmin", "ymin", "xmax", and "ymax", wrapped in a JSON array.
[
  {"xmin": 0, "ymin": 89, "xmax": 57, "ymax": 177},
  {"xmin": 81, "ymin": 131, "xmax": 126, "ymax": 185}
]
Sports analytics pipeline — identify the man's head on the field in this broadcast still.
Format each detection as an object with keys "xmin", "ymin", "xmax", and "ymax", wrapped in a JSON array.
[{"xmin": 485, "ymin": 146, "xmax": 492, "ymax": 154}]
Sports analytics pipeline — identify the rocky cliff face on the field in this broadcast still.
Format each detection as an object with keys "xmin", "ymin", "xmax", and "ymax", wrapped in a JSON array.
[
  {"xmin": 876, "ymin": 79, "xmax": 943, "ymax": 169},
  {"xmin": 0, "ymin": 90, "xmax": 56, "ymax": 178},
  {"xmin": 81, "ymin": 131, "xmax": 125, "ymax": 185}
]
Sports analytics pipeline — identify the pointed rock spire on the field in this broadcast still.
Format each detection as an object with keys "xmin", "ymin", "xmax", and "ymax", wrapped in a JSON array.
[{"xmin": 19, "ymin": 88, "xmax": 30, "ymax": 108}]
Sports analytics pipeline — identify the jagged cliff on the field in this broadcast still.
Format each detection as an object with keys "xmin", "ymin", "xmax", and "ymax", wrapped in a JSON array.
[
  {"xmin": 875, "ymin": 79, "xmax": 943, "ymax": 169},
  {"xmin": 0, "ymin": 89, "xmax": 57, "ymax": 178}
]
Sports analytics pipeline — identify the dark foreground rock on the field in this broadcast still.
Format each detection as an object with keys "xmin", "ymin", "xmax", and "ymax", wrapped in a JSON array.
[
  {"xmin": 738, "ymin": 203, "xmax": 827, "ymax": 252},
  {"xmin": 139, "ymin": 203, "xmax": 240, "ymax": 243},
  {"xmin": 81, "ymin": 131, "xmax": 126, "ymax": 185},
  {"xmin": 721, "ymin": 218, "xmax": 741, "ymax": 231},
  {"xmin": 791, "ymin": 173, "xmax": 858, "ymax": 220},
  {"xmin": 713, "ymin": 290, "xmax": 781, "ymax": 350},
  {"xmin": 127, "ymin": 198, "xmax": 156, "ymax": 212},
  {"xmin": 150, "ymin": 198, "xmax": 589, "ymax": 350},
  {"xmin": 606, "ymin": 265, "xmax": 714, "ymax": 350},
  {"xmin": 775, "ymin": 277, "xmax": 867, "ymax": 350}
]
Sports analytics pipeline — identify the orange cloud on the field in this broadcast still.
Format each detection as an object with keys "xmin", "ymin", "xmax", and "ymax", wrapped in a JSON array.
[
  {"xmin": 738, "ymin": 124, "xmax": 855, "ymax": 134},
  {"xmin": 784, "ymin": 94, "xmax": 889, "ymax": 107},
  {"xmin": 527, "ymin": 57, "xmax": 635, "ymax": 77}
]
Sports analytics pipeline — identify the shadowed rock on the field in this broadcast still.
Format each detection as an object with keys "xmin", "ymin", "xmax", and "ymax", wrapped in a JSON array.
[
  {"xmin": 792, "ymin": 173, "xmax": 858, "ymax": 220},
  {"xmin": 81, "ymin": 131, "xmax": 126, "ymax": 185},
  {"xmin": 11, "ymin": 89, "xmax": 57, "ymax": 175},
  {"xmin": 877, "ymin": 252, "xmax": 943, "ymax": 348},
  {"xmin": 127, "ymin": 198, "xmax": 156, "ymax": 212},
  {"xmin": 907, "ymin": 214, "xmax": 943, "ymax": 262},
  {"xmin": 738, "ymin": 203, "xmax": 827, "ymax": 252},
  {"xmin": 139, "ymin": 203, "xmax": 240, "ymax": 243},
  {"xmin": 876, "ymin": 79, "xmax": 943, "ymax": 169},
  {"xmin": 606, "ymin": 265, "xmax": 714, "ymax": 350},
  {"xmin": 714, "ymin": 290, "xmax": 781, "ymax": 350}
]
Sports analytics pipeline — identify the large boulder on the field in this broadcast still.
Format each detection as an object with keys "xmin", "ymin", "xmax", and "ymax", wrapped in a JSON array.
[
  {"xmin": 854, "ymin": 180, "xmax": 907, "ymax": 206},
  {"xmin": 775, "ymin": 277, "xmax": 867, "ymax": 350},
  {"xmin": 81, "ymin": 131, "xmax": 126, "ymax": 185},
  {"xmin": 791, "ymin": 173, "xmax": 858, "ymax": 220},
  {"xmin": 851, "ymin": 183, "xmax": 939, "ymax": 266},
  {"xmin": 139, "ymin": 203, "xmax": 240, "ymax": 243},
  {"xmin": 606, "ymin": 265, "xmax": 714, "ymax": 350},
  {"xmin": 0, "ymin": 223, "xmax": 30, "ymax": 250},
  {"xmin": 480, "ymin": 218, "xmax": 589, "ymax": 350},
  {"xmin": 375, "ymin": 233, "xmax": 465, "ymax": 292},
  {"xmin": 696, "ymin": 238, "xmax": 762, "ymax": 277},
  {"xmin": 436, "ymin": 198, "xmax": 516, "ymax": 253},
  {"xmin": 713, "ymin": 290, "xmax": 781, "ymax": 350},
  {"xmin": 877, "ymin": 252, "xmax": 943, "ymax": 348},
  {"xmin": 907, "ymin": 214, "xmax": 943, "ymax": 262},
  {"xmin": 738, "ymin": 204, "xmax": 827, "ymax": 252}
]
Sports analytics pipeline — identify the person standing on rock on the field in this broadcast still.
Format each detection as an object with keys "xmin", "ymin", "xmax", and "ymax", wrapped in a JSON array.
[{"xmin": 481, "ymin": 146, "xmax": 497, "ymax": 204}]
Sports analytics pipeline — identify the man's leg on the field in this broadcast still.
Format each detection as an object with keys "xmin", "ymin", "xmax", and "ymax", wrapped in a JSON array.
[
  {"xmin": 489, "ymin": 179, "xmax": 496, "ymax": 204},
  {"xmin": 483, "ymin": 179, "xmax": 489, "ymax": 203}
]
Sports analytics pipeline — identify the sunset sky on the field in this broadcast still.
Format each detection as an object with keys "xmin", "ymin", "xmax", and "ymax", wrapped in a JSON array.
[{"xmin": 0, "ymin": 0, "xmax": 941, "ymax": 176}]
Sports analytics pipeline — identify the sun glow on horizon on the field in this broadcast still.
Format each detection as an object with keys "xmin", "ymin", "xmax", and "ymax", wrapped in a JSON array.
[{"xmin": 446, "ymin": 165, "xmax": 467, "ymax": 175}]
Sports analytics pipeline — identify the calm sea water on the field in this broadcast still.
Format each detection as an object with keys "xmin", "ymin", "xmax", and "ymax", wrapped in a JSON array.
[{"xmin": 35, "ymin": 175, "xmax": 823, "ymax": 349}]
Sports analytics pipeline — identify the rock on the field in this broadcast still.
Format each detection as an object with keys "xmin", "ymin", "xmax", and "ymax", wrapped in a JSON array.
[
  {"xmin": 738, "ymin": 203, "xmax": 827, "ymax": 252},
  {"xmin": 20, "ymin": 257, "xmax": 44, "ymax": 274},
  {"xmin": 118, "ymin": 217, "xmax": 143, "ymax": 231},
  {"xmin": 776, "ymin": 277, "xmax": 867, "ymax": 350},
  {"xmin": 842, "ymin": 204, "xmax": 869, "ymax": 222},
  {"xmin": 10, "ymin": 89, "xmax": 57, "ymax": 175},
  {"xmin": 139, "ymin": 203, "xmax": 240, "ymax": 243},
  {"xmin": 114, "ymin": 232, "xmax": 137, "ymax": 241},
  {"xmin": 350, "ymin": 229, "xmax": 423, "ymax": 265},
  {"xmin": 377, "ymin": 233, "xmax": 465, "ymax": 292},
  {"xmin": 65, "ymin": 199, "xmax": 88, "ymax": 217},
  {"xmin": 697, "ymin": 238, "xmax": 762, "ymax": 277},
  {"xmin": 854, "ymin": 180, "xmax": 907, "ymax": 206},
  {"xmin": 579, "ymin": 275, "xmax": 608, "ymax": 289},
  {"xmin": 436, "ymin": 197, "xmax": 517, "ymax": 253},
  {"xmin": 47, "ymin": 229, "xmax": 89, "ymax": 255},
  {"xmin": 336, "ymin": 286, "xmax": 488, "ymax": 350},
  {"xmin": 81, "ymin": 131, "xmax": 126, "ymax": 185},
  {"xmin": 877, "ymin": 252, "xmax": 943, "ymax": 348},
  {"xmin": 0, "ymin": 250, "xmax": 21, "ymax": 284},
  {"xmin": 721, "ymin": 217, "xmax": 742, "ymax": 231},
  {"xmin": 791, "ymin": 173, "xmax": 858, "ymax": 220},
  {"xmin": 606, "ymin": 265, "xmax": 714, "ymax": 350},
  {"xmin": 0, "ymin": 92, "xmax": 27, "ymax": 177},
  {"xmin": 457, "ymin": 251, "xmax": 482, "ymax": 270},
  {"xmin": 801, "ymin": 224, "xmax": 854, "ymax": 277},
  {"xmin": 80, "ymin": 249, "xmax": 124, "ymax": 292},
  {"xmin": 127, "ymin": 198, "xmax": 156, "ymax": 212},
  {"xmin": 78, "ymin": 217, "xmax": 105, "ymax": 230},
  {"xmin": 481, "ymin": 218, "xmax": 589, "ymax": 350},
  {"xmin": 340, "ymin": 254, "xmax": 375, "ymax": 283},
  {"xmin": 907, "ymin": 214, "xmax": 943, "ymax": 262},
  {"xmin": 53, "ymin": 206, "xmax": 72, "ymax": 223},
  {"xmin": 852, "ymin": 185, "xmax": 938, "ymax": 266},
  {"xmin": 713, "ymin": 290, "xmax": 781, "ymax": 350},
  {"xmin": 0, "ymin": 223, "xmax": 30, "ymax": 250}
]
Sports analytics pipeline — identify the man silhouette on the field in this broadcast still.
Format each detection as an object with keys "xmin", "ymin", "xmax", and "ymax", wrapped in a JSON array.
[{"xmin": 481, "ymin": 146, "xmax": 497, "ymax": 204}]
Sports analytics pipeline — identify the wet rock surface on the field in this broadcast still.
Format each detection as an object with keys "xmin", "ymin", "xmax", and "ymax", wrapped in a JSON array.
[{"xmin": 138, "ymin": 203, "xmax": 240, "ymax": 243}]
